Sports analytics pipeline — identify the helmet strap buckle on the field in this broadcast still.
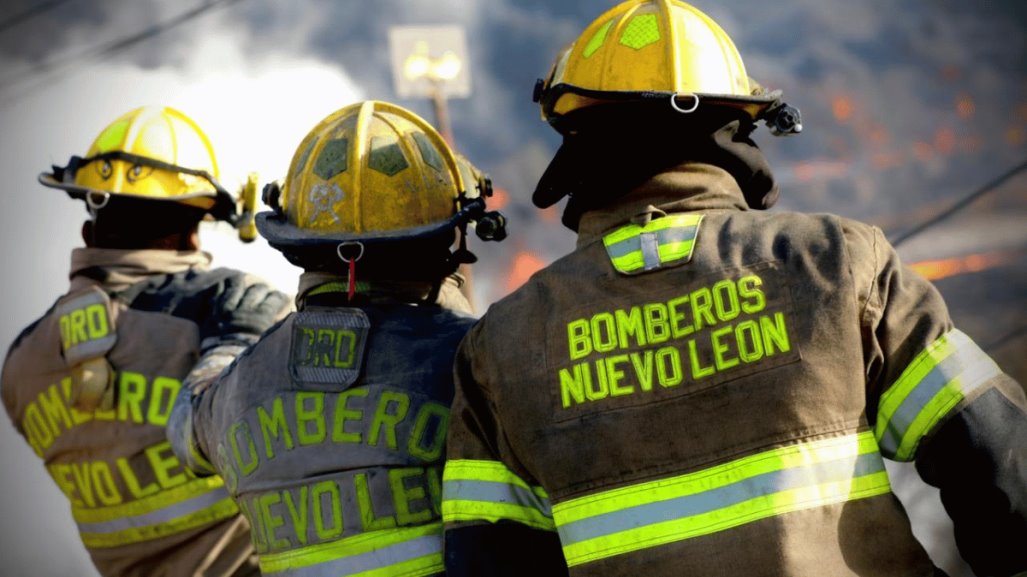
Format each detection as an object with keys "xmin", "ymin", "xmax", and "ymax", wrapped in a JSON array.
[
  {"xmin": 336, "ymin": 242, "xmax": 365, "ymax": 301},
  {"xmin": 85, "ymin": 191, "xmax": 111, "ymax": 217},
  {"xmin": 669, "ymin": 93, "xmax": 700, "ymax": 114}
]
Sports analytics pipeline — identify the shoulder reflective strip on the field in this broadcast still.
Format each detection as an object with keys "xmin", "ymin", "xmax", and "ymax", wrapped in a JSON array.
[
  {"xmin": 552, "ymin": 431, "xmax": 890, "ymax": 567},
  {"xmin": 259, "ymin": 522, "xmax": 443, "ymax": 577},
  {"xmin": 603, "ymin": 214, "xmax": 702, "ymax": 274},
  {"xmin": 875, "ymin": 329, "xmax": 1002, "ymax": 461},
  {"xmin": 441, "ymin": 459, "xmax": 555, "ymax": 531}
]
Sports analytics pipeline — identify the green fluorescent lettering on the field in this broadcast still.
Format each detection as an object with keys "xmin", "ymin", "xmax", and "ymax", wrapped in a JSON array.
[
  {"xmin": 216, "ymin": 443, "xmax": 239, "ymax": 493},
  {"xmin": 738, "ymin": 275, "xmax": 766, "ymax": 314},
  {"xmin": 426, "ymin": 466, "xmax": 443, "ymax": 516},
  {"xmin": 735, "ymin": 320, "xmax": 764, "ymax": 362},
  {"xmin": 644, "ymin": 303, "xmax": 670, "ymax": 344},
  {"xmin": 333, "ymin": 329, "xmax": 357, "ymax": 368},
  {"xmin": 591, "ymin": 312, "xmax": 617, "ymax": 353},
  {"xmin": 71, "ymin": 462, "xmax": 95, "ymax": 507},
  {"xmin": 369, "ymin": 391, "xmax": 410, "ymax": 450},
  {"xmin": 145, "ymin": 441, "xmax": 186, "ymax": 489},
  {"xmin": 761, "ymin": 312, "xmax": 791, "ymax": 355},
  {"xmin": 656, "ymin": 346, "xmax": 684, "ymax": 387},
  {"xmin": 258, "ymin": 398, "xmax": 294, "ymax": 459},
  {"xmin": 48, "ymin": 464, "xmax": 82, "ymax": 507},
  {"xmin": 23, "ymin": 402, "xmax": 50, "ymax": 455},
  {"xmin": 38, "ymin": 384, "xmax": 72, "ymax": 436},
  {"xmin": 667, "ymin": 294, "xmax": 694, "ymax": 338},
  {"xmin": 712, "ymin": 325, "xmax": 739, "ymax": 371},
  {"xmin": 59, "ymin": 315, "xmax": 72, "ymax": 350},
  {"xmin": 390, "ymin": 467, "xmax": 432, "ymax": 525},
  {"xmin": 712, "ymin": 279, "xmax": 741, "ymax": 324},
  {"xmin": 690, "ymin": 287, "xmax": 716, "ymax": 331},
  {"xmin": 118, "ymin": 371, "xmax": 147, "ymax": 424},
  {"xmin": 355, "ymin": 473, "xmax": 397, "ymax": 531},
  {"xmin": 147, "ymin": 377, "xmax": 180, "ymax": 427},
  {"xmin": 70, "ymin": 309, "xmax": 88, "ymax": 346},
  {"xmin": 615, "ymin": 307, "xmax": 647, "ymax": 349},
  {"xmin": 229, "ymin": 421, "xmax": 260, "ymax": 477},
  {"xmin": 295, "ymin": 392, "xmax": 327, "ymax": 446},
  {"xmin": 567, "ymin": 319, "xmax": 592, "ymax": 361},
  {"xmin": 91, "ymin": 461, "xmax": 122, "ymax": 506},
  {"xmin": 258, "ymin": 492, "xmax": 290, "ymax": 551},
  {"xmin": 587, "ymin": 360, "xmax": 609, "ymax": 401},
  {"xmin": 630, "ymin": 350, "xmax": 655, "ymax": 392},
  {"xmin": 239, "ymin": 498, "xmax": 269, "ymax": 554},
  {"xmin": 117, "ymin": 457, "xmax": 158, "ymax": 499},
  {"xmin": 332, "ymin": 388, "xmax": 368, "ymax": 443},
  {"xmin": 606, "ymin": 355, "xmax": 633, "ymax": 397},
  {"xmin": 559, "ymin": 364, "xmax": 587, "ymax": 408},
  {"xmin": 689, "ymin": 339, "xmax": 715, "ymax": 379},
  {"xmin": 312, "ymin": 481, "xmax": 343, "ymax": 541},
  {"xmin": 408, "ymin": 402, "xmax": 449, "ymax": 462},
  {"xmin": 283, "ymin": 486, "xmax": 309, "ymax": 546},
  {"xmin": 85, "ymin": 303, "xmax": 108, "ymax": 338}
]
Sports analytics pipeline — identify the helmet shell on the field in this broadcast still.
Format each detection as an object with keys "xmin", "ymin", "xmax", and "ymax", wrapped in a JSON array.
[
  {"xmin": 72, "ymin": 106, "xmax": 220, "ymax": 209},
  {"xmin": 260, "ymin": 100, "xmax": 470, "ymax": 246},
  {"xmin": 539, "ymin": 0, "xmax": 770, "ymax": 124}
]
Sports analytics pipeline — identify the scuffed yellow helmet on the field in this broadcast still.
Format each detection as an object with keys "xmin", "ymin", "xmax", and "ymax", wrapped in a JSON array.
[
  {"xmin": 39, "ymin": 106, "xmax": 239, "ymax": 222},
  {"xmin": 533, "ymin": 0, "xmax": 801, "ymax": 135},
  {"xmin": 258, "ymin": 100, "xmax": 505, "ymax": 251}
]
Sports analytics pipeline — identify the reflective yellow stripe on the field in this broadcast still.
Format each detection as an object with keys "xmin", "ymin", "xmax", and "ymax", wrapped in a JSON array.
[
  {"xmin": 441, "ymin": 459, "xmax": 555, "ymax": 531},
  {"xmin": 74, "ymin": 477, "xmax": 239, "ymax": 548},
  {"xmin": 552, "ymin": 432, "xmax": 890, "ymax": 566},
  {"xmin": 875, "ymin": 329, "xmax": 1001, "ymax": 461},
  {"xmin": 259, "ymin": 523, "xmax": 442, "ymax": 577},
  {"xmin": 603, "ymin": 214, "xmax": 702, "ymax": 274}
]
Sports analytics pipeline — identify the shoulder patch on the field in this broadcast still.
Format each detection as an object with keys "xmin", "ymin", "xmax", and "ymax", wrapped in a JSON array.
[
  {"xmin": 289, "ymin": 307, "xmax": 370, "ymax": 389},
  {"xmin": 55, "ymin": 287, "xmax": 118, "ymax": 367}
]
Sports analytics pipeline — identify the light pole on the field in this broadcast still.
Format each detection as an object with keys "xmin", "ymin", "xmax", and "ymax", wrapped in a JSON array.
[{"xmin": 389, "ymin": 26, "xmax": 478, "ymax": 310}]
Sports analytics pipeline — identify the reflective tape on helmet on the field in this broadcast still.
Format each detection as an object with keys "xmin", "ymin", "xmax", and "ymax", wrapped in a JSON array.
[
  {"xmin": 441, "ymin": 459, "xmax": 556, "ymax": 531},
  {"xmin": 875, "ymin": 329, "xmax": 1002, "ymax": 461},
  {"xmin": 603, "ymin": 214, "xmax": 702, "ymax": 274},
  {"xmin": 74, "ymin": 477, "xmax": 238, "ymax": 548},
  {"xmin": 552, "ymin": 431, "xmax": 890, "ymax": 567},
  {"xmin": 258, "ymin": 523, "xmax": 443, "ymax": 577}
]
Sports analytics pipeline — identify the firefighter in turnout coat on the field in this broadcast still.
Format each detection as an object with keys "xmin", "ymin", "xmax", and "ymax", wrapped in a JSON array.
[{"xmin": 439, "ymin": 2, "xmax": 1027, "ymax": 576}]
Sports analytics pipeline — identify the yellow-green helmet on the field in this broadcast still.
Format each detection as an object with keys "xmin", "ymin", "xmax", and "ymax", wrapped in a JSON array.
[
  {"xmin": 258, "ymin": 100, "xmax": 505, "ymax": 254},
  {"xmin": 533, "ymin": 0, "xmax": 801, "ymax": 135},
  {"xmin": 39, "ymin": 106, "xmax": 239, "ymax": 221}
]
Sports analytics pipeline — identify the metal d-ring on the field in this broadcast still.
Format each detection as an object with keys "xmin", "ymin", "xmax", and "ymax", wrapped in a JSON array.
[
  {"xmin": 336, "ymin": 241, "xmax": 365, "ymax": 264},
  {"xmin": 86, "ymin": 191, "xmax": 111, "ymax": 211},
  {"xmin": 669, "ymin": 93, "xmax": 700, "ymax": 114}
]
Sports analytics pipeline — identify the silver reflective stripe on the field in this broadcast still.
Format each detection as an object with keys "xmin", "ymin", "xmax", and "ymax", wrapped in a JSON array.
[
  {"xmin": 76, "ymin": 486, "xmax": 230, "ymax": 535},
  {"xmin": 640, "ymin": 232, "xmax": 660, "ymax": 271},
  {"xmin": 267, "ymin": 535, "xmax": 442, "ymax": 577},
  {"xmin": 557, "ymin": 451, "xmax": 884, "ymax": 546},
  {"xmin": 443, "ymin": 479, "xmax": 553, "ymax": 516},
  {"xmin": 878, "ymin": 333, "xmax": 997, "ymax": 457}
]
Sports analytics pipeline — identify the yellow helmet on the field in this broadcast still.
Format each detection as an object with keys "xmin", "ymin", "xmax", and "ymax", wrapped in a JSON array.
[
  {"xmin": 258, "ymin": 100, "xmax": 505, "ymax": 254},
  {"xmin": 533, "ymin": 0, "xmax": 801, "ymax": 135},
  {"xmin": 39, "ymin": 106, "xmax": 239, "ymax": 222}
]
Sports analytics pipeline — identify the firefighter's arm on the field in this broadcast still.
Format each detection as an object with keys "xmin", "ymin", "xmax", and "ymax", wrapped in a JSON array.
[
  {"xmin": 442, "ymin": 326, "xmax": 569, "ymax": 577},
  {"xmin": 859, "ymin": 226, "xmax": 1027, "ymax": 577},
  {"xmin": 168, "ymin": 274, "xmax": 292, "ymax": 475}
]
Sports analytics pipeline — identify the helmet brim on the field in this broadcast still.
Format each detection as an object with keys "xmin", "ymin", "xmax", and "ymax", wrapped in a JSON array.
[{"xmin": 256, "ymin": 210, "xmax": 465, "ymax": 249}]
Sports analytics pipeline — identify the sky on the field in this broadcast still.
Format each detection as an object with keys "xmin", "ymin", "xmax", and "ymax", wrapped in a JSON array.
[{"xmin": 0, "ymin": 0, "xmax": 1025, "ymax": 575}]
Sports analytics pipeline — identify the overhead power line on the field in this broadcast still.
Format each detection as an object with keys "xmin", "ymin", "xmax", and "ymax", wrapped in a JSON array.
[
  {"xmin": 889, "ymin": 157, "xmax": 1027, "ymax": 248},
  {"xmin": 0, "ymin": 0, "xmax": 70, "ymax": 34},
  {"xmin": 0, "ymin": 0, "xmax": 248, "ymax": 100}
]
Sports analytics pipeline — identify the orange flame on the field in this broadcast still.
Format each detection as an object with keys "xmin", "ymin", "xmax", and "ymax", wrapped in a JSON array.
[
  {"xmin": 832, "ymin": 96, "xmax": 853, "ymax": 123},
  {"xmin": 489, "ymin": 186, "xmax": 509, "ymax": 210},
  {"xmin": 909, "ymin": 251, "xmax": 1020, "ymax": 281},
  {"xmin": 505, "ymin": 250, "xmax": 546, "ymax": 293},
  {"xmin": 956, "ymin": 94, "xmax": 976, "ymax": 119}
]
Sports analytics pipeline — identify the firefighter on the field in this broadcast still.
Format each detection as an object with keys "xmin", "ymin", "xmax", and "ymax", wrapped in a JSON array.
[
  {"xmin": 440, "ymin": 1, "xmax": 1027, "ymax": 576},
  {"xmin": 1, "ymin": 106, "xmax": 291, "ymax": 576},
  {"xmin": 167, "ymin": 100, "xmax": 507, "ymax": 577}
]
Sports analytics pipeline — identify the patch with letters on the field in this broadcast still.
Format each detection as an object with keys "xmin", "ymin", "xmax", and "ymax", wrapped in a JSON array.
[
  {"xmin": 55, "ymin": 286, "xmax": 118, "ymax": 367},
  {"xmin": 289, "ymin": 307, "xmax": 370, "ymax": 389}
]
